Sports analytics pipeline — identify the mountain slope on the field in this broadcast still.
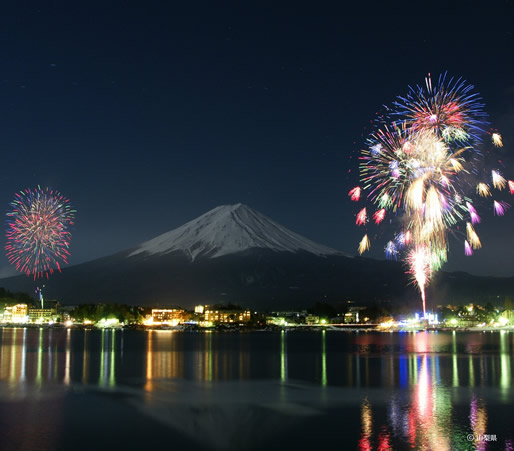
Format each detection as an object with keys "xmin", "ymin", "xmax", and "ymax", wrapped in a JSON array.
[{"xmin": 128, "ymin": 203, "xmax": 344, "ymax": 260}]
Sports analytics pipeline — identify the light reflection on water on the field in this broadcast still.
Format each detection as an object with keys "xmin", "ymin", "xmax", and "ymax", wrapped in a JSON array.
[{"xmin": 0, "ymin": 327, "xmax": 513, "ymax": 449}]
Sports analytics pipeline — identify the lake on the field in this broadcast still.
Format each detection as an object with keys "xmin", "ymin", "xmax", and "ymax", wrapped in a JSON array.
[{"xmin": 0, "ymin": 327, "xmax": 512, "ymax": 450}]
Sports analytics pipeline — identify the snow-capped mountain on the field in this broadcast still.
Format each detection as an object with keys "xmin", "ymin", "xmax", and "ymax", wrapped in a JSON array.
[
  {"xmin": 128, "ymin": 203, "xmax": 343, "ymax": 260},
  {"xmin": 1, "ymin": 203, "xmax": 511, "ymax": 309}
]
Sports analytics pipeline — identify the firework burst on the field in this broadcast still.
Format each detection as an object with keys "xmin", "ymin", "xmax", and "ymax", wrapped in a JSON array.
[
  {"xmin": 393, "ymin": 73, "xmax": 487, "ymax": 145},
  {"xmin": 353, "ymin": 73, "xmax": 510, "ymax": 316},
  {"xmin": 5, "ymin": 187, "xmax": 75, "ymax": 279}
]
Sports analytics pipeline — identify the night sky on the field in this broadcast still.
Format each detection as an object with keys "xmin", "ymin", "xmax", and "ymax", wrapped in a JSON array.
[{"xmin": 0, "ymin": 3, "xmax": 513, "ymax": 277}]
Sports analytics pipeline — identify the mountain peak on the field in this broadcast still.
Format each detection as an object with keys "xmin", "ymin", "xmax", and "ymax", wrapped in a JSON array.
[{"xmin": 128, "ymin": 204, "xmax": 343, "ymax": 261}]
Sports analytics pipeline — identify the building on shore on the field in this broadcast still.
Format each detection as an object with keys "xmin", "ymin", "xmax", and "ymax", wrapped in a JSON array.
[
  {"xmin": 2, "ymin": 304, "xmax": 29, "ymax": 323},
  {"xmin": 266, "ymin": 311, "xmax": 305, "ymax": 326},
  {"xmin": 147, "ymin": 308, "xmax": 189, "ymax": 326},
  {"xmin": 344, "ymin": 306, "xmax": 367, "ymax": 323},
  {"xmin": 28, "ymin": 308, "xmax": 57, "ymax": 324},
  {"xmin": 196, "ymin": 305, "xmax": 251, "ymax": 325},
  {"xmin": 305, "ymin": 314, "xmax": 320, "ymax": 325}
]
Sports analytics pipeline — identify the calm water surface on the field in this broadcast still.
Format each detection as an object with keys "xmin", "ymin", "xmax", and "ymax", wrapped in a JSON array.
[{"xmin": 0, "ymin": 328, "xmax": 512, "ymax": 450}]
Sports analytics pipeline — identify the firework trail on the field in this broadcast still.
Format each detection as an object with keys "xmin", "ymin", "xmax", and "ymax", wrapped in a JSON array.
[
  {"xmin": 373, "ymin": 209, "xmax": 386, "ymax": 224},
  {"xmin": 492, "ymin": 133, "xmax": 503, "ymax": 147},
  {"xmin": 354, "ymin": 73, "xmax": 510, "ymax": 317},
  {"xmin": 385, "ymin": 241, "xmax": 398, "ymax": 260},
  {"xmin": 466, "ymin": 202, "xmax": 480, "ymax": 224},
  {"xmin": 358, "ymin": 234, "xmax": 370, "ymax": 255},
  {"xmin": 356, "ymin": 208, "xmax": 367, "ymax": 226},
  {"xmin": 5, "ymin": 187, "xmax": 75, "ymax": 279},
  {"xmin": 349, "ymin": 186, "xmax": 361, "ymax": 201},
  {"xmin": 464, "ymin": 240, "xmax": 473, "ymax": 256},
  {"xmin": 491, "ymin": 170, "xmax": 507, "ymax": 190},
  {"xmin": 476, "ymin": 183, "xmax": 491, "ymax": 197},
  {"xmin": 493, "ymin": 200, "xmax": 510, "ymax": 216}
]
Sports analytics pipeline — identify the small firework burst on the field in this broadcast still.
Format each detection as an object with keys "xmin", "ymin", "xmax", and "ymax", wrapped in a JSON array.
[{"xmin": 6, "ymin": 187, "xmax": 75, "ymax": 279}]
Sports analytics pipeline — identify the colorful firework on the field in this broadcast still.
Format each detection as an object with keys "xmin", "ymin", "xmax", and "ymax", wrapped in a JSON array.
[
  {"xmin": 358, "ymin": 234, "xmax": 370, "ymax": 255},
  {"xmin": 385, "ymin": 241, "xmax": 398, "ymax": 260},
  {"xmin": 393, "ymin": 73, "xmax": 487, "ymax": 145},
  {"xmin": 491, "ymin": 170, "xmax": 507, "ymax": 190},
  {"xmin": 466, "ymin": 202, "xmax": 480, "ymax": 224},
  {"xmin": 356, "ymin": 207, "xmax": 367, "ymax": 226},
  {"xmin": 492, "ymin": 133, "xmax": 503, "ymax": 147},
  {"xmin": 476, "ymin": 183, "xmax": 491, "ymax": 197},
  {"xmin": 349, "ymin": 186, "xmax": 361, "ymax": 201},
  {"xmin": 5, "ymin": 187, "xmax": 75, "ymax": 279},
  {"xmin": 354, "ymin": 73, "xmax": 510, "ymax": 317},
  {"xmin": 466, "ymin": 223, "xmax": 481, "ymax": 249},
  {"xmin": 373, "ymin": 208, "xmax": 386, "ymax": 224},
  {"xmin": 493, "ymin": 200, "xmax": 510, "ymax": 216}
]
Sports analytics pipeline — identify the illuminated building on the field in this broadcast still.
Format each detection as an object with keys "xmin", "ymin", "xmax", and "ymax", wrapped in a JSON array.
[
  {"xmin": 194, "ymin": 305, "xmax": 205, "ymax": 314},
  {"xmin": 149, "ymin": 308, "xmax": 188, "ymax": 326},
  {"xmin": 266, "ymin": 311, "xmax": 302, "ymax": 326},
  {"xmin": 305, "ymin": 314, "xmax": 320, "ymax": 325},
  {"xmin": 203, "ymin": 307, "xmax": 251, "ymax": 324},
  {"xmin": 3, "ymin": 304, "xmax": 29, "ymax": 323},
  {"xmin": 29, "ymin": 308, "xmax": 56, "ymax": 323},
  {"xmin": 266, "ymin": 316, "xmax": 287, "ymax": 326},
  {"xmin": 344, "ymin": 306, "xmax": 367, "ymax": 323}
]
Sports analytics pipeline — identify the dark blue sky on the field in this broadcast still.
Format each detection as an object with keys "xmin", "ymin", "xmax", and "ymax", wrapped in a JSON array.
[{"xmin": 0, "ymin": 3, "xmax": 513, "ymax": 277}]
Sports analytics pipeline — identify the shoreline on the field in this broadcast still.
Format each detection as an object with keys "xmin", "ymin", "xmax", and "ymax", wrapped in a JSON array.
[{"xmin": 0, "ymin": 324, "xmax": 512, "ymax": 333}]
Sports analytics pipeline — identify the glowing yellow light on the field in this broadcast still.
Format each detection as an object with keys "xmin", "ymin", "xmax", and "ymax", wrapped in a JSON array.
[
  {"xmin": 406, "ymin": 177, "xmax": 425, "ymax": 211},
  {"xmin": 476, "ymin": 183, "xmax": 491, "ymax": 197},
  {"xmin": 449, "ymin": 158, "xmax": 463, "ymax": 172},
  {"xmin": 466, "ymin": 223, "xmax": 481, "ymax": 249},
  {"xmin": 499, "ymin": 317, "xmax": 509, "ymax": 326},
  {"xmin": 97, "ymin": 318, "xmax": 120, "ymax": 328},
  {"xmin": 492, "ymin": 133, "xmax": 503, "ymax": 147},
  {"xmin": 358, "ymin": 234, "xmax": 371, "ymax": 255},
  {"xmin": 492, "ymin": 170, "xmax": 507, "ymax": 190}
]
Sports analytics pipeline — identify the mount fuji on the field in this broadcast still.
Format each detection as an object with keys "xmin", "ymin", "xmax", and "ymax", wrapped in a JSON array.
[
  {"xmin": 1, "ymin": 204, "xmax": 511, "ymax": 309},
  {"xmin": 128, "ymin": 203, "xmax": 344, "ymax": 261}
]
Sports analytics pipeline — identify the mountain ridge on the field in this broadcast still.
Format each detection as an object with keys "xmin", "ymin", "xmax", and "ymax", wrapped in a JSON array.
[{"xmin": 128, "ymin": 203, "xmax": 345, "ymax": 261}]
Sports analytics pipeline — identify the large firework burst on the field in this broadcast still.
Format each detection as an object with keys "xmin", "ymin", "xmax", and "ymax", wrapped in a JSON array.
[
  {"xmin": 5, "ymin": 187, "xmax": 75, "ymax": 279},
  {"xmin": 393, "ymin": 73, "xmax": 488, "ymax": 145},
  {"xmin": 353, "ymin": 73, "xmax": 511, "ymax": 316}
]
